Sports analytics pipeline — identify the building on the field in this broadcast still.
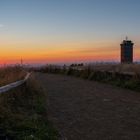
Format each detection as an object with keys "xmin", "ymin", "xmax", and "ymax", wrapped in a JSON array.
[{"xmin": 120, "ymin": 37, "xmax": 134, "ymax": 63}]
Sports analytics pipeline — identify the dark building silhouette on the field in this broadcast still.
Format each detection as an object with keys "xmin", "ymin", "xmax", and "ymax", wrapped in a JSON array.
[{"xmin": 120, "ymin": 37, "xmax": 134, "ymax": 63}]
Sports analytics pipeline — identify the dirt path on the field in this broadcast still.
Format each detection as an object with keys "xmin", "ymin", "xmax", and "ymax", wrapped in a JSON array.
[{"xmin": 35, "ymin": 73, "xmax": 140, "ymax": 140}]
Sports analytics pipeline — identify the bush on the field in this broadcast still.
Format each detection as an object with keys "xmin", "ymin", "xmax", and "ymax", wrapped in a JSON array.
[
  {"xmin": 0, "ymin": 75, "xmax": 59, "ymax": 140},
  {"xmin": 37, "ymin": 65, "xmax": 140, "ymax": 92},
  {"xmin": 0, "ymin": 66, "xmax": 26, "ymax": 86}
]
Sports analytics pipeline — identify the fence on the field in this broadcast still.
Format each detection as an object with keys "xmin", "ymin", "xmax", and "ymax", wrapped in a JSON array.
[{"xmin": 0, "ymin": 73, "xmax": 31, "ymax": 94}]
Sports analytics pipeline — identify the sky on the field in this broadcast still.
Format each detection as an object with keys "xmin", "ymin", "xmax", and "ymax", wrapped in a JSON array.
[{"xmin": 0, "ymin": 0, "xmax": 140, "ymax": 64}]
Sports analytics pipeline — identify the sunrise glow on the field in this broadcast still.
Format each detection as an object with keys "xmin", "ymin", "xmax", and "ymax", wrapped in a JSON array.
[{"xmin": 0, "ymin": 0, "xmax": 140, "ymax": 64}]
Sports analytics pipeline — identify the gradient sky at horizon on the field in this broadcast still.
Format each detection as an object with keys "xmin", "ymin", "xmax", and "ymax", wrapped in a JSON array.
[{"xmin": 0, "ymin": 0, "xmax": 140, "ymax": 64}]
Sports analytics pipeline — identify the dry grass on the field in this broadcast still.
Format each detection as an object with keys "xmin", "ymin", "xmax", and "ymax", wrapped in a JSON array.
[
  {"xmin": 38, "ymin": 63, "xmax": 140, "ymax": 92},
  {"xmin": 0, "ymin": 74, "xmax": 59, "ymax": 140},
  {"xmin": 0, "ymin": 66, "xmax": 26, "ymax": 86},
  {"xmin": 87, "ymin": 63, "xmax": 140, "ymax": 74}
]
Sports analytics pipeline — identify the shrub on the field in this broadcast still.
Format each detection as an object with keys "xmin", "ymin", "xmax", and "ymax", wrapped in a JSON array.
[
  {"xmin": 0, "ymin": 66, "xmax": 26, "ymax": 86},
  {"xmin": 0, "ymin": 75, "xmax": 59, "ymax": 140}
]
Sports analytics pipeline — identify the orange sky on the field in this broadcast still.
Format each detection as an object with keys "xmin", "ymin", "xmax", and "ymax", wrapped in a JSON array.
[
  {"xmin": 0, "ymin": 34, "xmax": 140, "ymax": 65},
  {"xmin": 0, "ymin": 40, "xmax": 140, "ymax": 65},
  {"xmin": 1, "ymin": 0, "xmax": 140, "ymax": 65}
]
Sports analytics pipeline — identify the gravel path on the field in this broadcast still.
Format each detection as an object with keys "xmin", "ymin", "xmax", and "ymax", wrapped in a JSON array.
[{"xmin": 35, "ymin": 73, "xmax": 140, "ymax": 140}]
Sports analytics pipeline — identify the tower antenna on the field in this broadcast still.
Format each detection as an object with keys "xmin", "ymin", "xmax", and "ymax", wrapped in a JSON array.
[
  {"xmin": 21, "ymin": 58, "xmax": 23, "ymax": 66},
  {"xmin": 126, "ymin": 36, "xmax": 128, "ymax": 41}
]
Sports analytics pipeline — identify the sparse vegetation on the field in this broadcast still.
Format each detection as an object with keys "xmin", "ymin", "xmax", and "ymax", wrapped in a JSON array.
[
  {"xmin": 0, "ymin": 66, "xmax": 26, "ymax": 86},
  {"xmin": 37, "ymin": 64, "xmax": 140, "ymax": 92},
  {"xmin": 0, "ymin": 68, "xmax": 59, "ymax": 140}
]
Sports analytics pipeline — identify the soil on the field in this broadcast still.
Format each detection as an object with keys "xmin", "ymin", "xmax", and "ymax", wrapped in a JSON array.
[{"xmin": 35, "ymin": 73, "xmax": 140, "ymax": 140}]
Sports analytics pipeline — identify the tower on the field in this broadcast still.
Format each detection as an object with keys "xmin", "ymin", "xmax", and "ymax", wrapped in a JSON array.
[{"xmin": 120, "ymin": 37, "xmax": 134, "ymax": 63}]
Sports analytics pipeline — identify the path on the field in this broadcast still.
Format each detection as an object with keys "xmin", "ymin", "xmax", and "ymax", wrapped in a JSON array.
[{"xmin": 35, "ymin": 73, "xmax": 140, "ymax": 140}]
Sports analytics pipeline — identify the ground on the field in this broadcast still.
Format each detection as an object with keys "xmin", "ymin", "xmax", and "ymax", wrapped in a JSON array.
[{"xmin": 35, "ymin": 73, "xmax": 140, "ymax": 140}]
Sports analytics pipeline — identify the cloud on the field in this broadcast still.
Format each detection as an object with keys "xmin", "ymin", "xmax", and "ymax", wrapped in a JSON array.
[{"xmin": 0, "ymin": 24, "xmax": 4, "ymax": 28}]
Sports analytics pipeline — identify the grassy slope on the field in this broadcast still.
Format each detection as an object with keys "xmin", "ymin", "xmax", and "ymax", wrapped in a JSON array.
[
  {"xmin": 0, "ymin": 66, "xmax": 26, "ymax": 86},
  {"xmin": 38, "ymin": 64, "xmax": 140, "ymax": 92},
  {"xmin": 0, "ymin": 75, "xmax": 59, "ymax": 140}
]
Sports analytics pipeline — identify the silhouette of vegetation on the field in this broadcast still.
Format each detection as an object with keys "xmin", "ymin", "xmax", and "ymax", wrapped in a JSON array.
[
  {"xmin": 0, "ymin": 66, "xmax": 26, "ymax": 86},
  {"xmin": 0, "ymin": 72, "xmax": 59, "ymax": 140},
  {"xmin": 37, "ymin": 64, "xmax": 140, "ymax": 92}
]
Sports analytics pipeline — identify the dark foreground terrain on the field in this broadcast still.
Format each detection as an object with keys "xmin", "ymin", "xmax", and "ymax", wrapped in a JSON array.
[
  {"xmin": 35, "ymin": 73, "xmax": 140, "ymax": 140},
  {"xmin": 0, "ymin": 75, "xmax": 58, "ymax": 140}
]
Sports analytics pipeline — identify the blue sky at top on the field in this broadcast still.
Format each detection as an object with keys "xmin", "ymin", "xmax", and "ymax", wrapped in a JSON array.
[
  {"xmin": 0, "ymin": 0, "xmax": 140, "ymax": 41},
  {"xmin": 0, "ymin": 0, "xmax": 140, "ymax": 63}
]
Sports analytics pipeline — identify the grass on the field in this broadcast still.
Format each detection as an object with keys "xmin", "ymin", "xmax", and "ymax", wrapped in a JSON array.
[
  {"xmin": 37, "ymin": 64, "xmax": 140, "ymax": 92},
  {"xmin": 0, "ymin": 66, "xmax": 26, "ymax": 86},
  {"xmin": 86, "ymin": 63, "xmax": 140, "ymax": 73},
  {"xmin": 0, "ymin": 74, "xmax": 59, "ymax": 140}
]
